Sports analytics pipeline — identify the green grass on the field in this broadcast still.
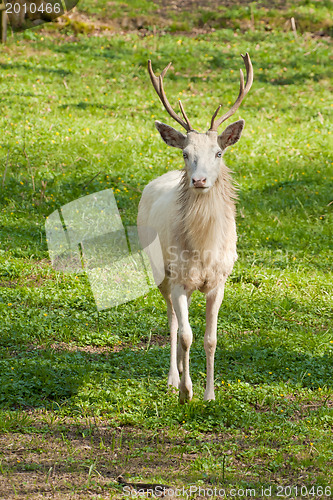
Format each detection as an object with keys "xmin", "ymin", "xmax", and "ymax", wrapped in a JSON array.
[
  {"xmin": 0, "ymin": 7, "xmax": 332, "ymax": 498},
  {"xmin": 74, "ymin": 0, "xmax": 333, "ymax": 35}
]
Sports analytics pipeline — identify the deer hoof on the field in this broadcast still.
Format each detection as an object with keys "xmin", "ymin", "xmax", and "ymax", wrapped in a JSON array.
[
  {"xmin": 167, "ymin": 371, "xmax": 180, "ymax": 390},
  {"xmin": 204, "ymin": 390, "xmax": 215, "ymax": 401},
  {"xmin": 179, "ymin": 381, "xmax": 193, "ymax": 404}
]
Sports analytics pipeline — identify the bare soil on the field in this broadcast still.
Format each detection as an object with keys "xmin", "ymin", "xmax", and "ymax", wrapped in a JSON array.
[
  {"xmin": 154, "ymin": 0, "xmax": 293, "ymax": 13},
  {"xmin": 58, "ymin": 0, "xmax": 332, "ymax": 36},
  {"xmin": 0, "ymin": 419, "xmax": 231, "ymax": 499}
]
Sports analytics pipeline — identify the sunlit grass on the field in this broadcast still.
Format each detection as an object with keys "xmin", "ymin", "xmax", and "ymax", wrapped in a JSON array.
[{"xmin": 0, "ymin": 16, "xmax": 332, "ymax": 497}]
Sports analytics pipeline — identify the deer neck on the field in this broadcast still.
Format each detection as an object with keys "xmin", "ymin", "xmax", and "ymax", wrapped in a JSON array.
[{"xmin": 176, "ymin": 168, "xmax": 236, "ymax": 257}]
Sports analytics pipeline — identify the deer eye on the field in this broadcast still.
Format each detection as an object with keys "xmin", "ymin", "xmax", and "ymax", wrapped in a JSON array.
[
  {"xmin": 216, "ymin": 151, "xmax": 222, "ymax": 158},
  {"xmin": 183, "ymin": 152, "xmax": 188, "ymax": 159}
]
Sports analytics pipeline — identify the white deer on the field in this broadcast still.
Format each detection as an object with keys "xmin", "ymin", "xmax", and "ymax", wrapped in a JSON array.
[{"xmin": 137, "ymin": 54, "xmax": 253, "ymax": 403}]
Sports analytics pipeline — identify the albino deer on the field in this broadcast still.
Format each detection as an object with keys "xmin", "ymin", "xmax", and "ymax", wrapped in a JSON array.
[{"xmin": 137, "ymin": 54, "xmax": 253, "ymax": 403}]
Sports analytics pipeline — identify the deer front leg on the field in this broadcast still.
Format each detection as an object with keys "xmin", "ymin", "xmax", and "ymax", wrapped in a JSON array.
[
  {"xmin": 171, "ymin": 284, "xmax": 193, "ymax": 403},
  {"xmin": 204, "ymin": 284, "xmax": 225, "ymax": 401}
]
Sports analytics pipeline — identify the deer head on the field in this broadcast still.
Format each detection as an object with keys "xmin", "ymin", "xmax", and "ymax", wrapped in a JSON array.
[{"xmin": 148, "ymin": 54, "xmax": 253, "ymax": 191}]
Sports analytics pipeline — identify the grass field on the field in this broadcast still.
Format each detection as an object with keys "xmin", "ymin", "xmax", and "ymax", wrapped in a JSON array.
[{"xmin": 0, "ymin": 1, "xmax": 332, "ymax": 498}]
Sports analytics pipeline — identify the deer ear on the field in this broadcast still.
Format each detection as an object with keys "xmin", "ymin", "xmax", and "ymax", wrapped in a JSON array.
[
  {"xmin": 217, "ymin": 120, "xmax": 245, "ymax": 150},
  {"xmin": 155, "ymin": 121, "xmax": 186, "ymax": 149}
]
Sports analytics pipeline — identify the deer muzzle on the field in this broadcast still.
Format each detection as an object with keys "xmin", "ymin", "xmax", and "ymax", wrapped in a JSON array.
[{"xmin": 192, "ymin": 177, "xmax": 207, "ymax": 188}]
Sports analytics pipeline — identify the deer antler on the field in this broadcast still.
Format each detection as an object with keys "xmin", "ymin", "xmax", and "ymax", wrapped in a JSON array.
[
  {"xmin": 209, "ymin": 53, "xmax": 253, "ymax": 132},
  {"xmin": 148, "ymin": 60, "xmax": 194, "ymax": 132}
]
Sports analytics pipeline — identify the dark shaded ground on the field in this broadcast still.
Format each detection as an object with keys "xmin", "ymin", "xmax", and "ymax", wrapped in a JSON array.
[
  {"xmin": 61, "ymin": 0, "xmax": 332, "ymax": 36},
  {"xmin": 155, "ymin": 0, "xmax": 296, "ymax": 13}
]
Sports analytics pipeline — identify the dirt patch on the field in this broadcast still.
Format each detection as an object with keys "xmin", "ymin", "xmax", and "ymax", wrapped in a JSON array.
[
  {"xmin": 36, "ymin": 333, "xmax": 169, "ymax": 355},
  {"xmin": 1, "ymin": 411, "xmax": 329, "ymax": 499},
  {"xmin": 251, "ymin": 394, "xmax": 333, "ymax": 421},
  {"xmin": 50, "ymin": 0, "xmax": 332, "ymax": 37},
  {"xmin": 0, "ymin": 422, "xmax": 197, "ymax": 499},
  {"xmin": 0, "ymin": 275, "xmax": 46, "ymax": 289},
  {"xmin": 0, "ymin": 260, "xmax": 52, "ymax": 290},
  {"xmin": 0, "ymin": 280, "xmax": 17, "ymax": 288},
  {"xmin": 154, "ymin": 0, "xmax": 291, "ymax": 14}
]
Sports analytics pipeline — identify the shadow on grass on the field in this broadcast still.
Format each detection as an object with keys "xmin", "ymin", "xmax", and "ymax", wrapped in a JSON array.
[
  {"xmin": 0, "ymin": 62, "xmax": 72, "ymax": 77},
  {"xmin": 60, "ymin": 102, "xmax": 116, "ymax": 110},
  {"xmin": 1, "ymin": 336, "xmax": 331, "ymax": 412}
]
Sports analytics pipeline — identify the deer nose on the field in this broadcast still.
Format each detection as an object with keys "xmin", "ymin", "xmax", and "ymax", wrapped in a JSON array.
[{"xmin": 192, "ymin": 177, "xmax": 207, "ymax": 188}]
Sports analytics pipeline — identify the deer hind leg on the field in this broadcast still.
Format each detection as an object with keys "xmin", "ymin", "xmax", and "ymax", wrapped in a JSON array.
[
  {"xmin": 204, "ymin": 284, "xmax": 225, "ymax": 401},
  {"xmin": 159, "ymin": 281, "xmax": 180, "ymax": 390},
  {"xmin": 171, "ymin": 284, "xmax": 193, "ymax": 403}
]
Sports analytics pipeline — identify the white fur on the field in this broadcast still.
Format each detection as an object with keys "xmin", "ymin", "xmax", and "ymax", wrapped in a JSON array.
[{"xmin": 137, "ymin": 121, "xmax": 243, "ymax": 402}]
